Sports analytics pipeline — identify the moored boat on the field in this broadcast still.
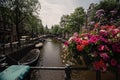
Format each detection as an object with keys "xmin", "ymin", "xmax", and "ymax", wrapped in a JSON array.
[
  {"xmin": 0, "ymin": 55, "xmax": 7, "ymax": 71},
  {"xmin": 35, "ymin": 42, "xmax": 43, "ymax": 49},
  {"xmin": 19, "ymin": 49, "xmax": 40, "ymax": 66}
]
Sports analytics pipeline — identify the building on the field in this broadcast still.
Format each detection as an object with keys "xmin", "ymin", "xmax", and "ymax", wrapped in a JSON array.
[{"xmin": 85, "ymin": 3, "xmax": 97, "ymax": 31}]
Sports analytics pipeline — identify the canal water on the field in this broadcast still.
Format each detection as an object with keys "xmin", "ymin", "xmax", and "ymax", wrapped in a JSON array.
[
  {"xmin": 30, "ymin": 38, "xmax": 65, "ymax": 80},
  {"xmin": 30, "ymin": 38, "xmax": 116, "ymax": 80}
]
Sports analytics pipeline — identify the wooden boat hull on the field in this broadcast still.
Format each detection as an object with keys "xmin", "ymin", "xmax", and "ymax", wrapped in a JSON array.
[{"xmin": 19, "ymin": 49, "xmax": 40, "ymax": 66}]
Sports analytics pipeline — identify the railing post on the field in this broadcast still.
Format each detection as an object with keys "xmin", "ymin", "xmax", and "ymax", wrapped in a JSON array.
[
  {"xmin": 115, "ymin": 68, "xmax": 119, "ymax": 80},
  {"xmin": 65, "ymin": 64, "xmax": 71, "ymax": 80},
  {"xmin": 96, "ymin": 70, "xmax": 101, "ymax": 80}
]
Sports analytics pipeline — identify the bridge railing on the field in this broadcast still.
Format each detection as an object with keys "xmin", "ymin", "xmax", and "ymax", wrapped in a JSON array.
[{"xmin": 30, "ymin": 65, "xmax": 119, "ymax": 80}]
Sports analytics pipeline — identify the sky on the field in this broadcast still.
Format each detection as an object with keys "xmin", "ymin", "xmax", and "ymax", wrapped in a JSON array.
[{"xmin": 39, "ymin": 0, "xmax": 100, "ymax": 28}]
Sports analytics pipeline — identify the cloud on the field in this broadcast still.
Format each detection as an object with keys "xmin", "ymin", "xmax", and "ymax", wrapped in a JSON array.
[{"xmin": 39, "ymin": 0, "xmax": 100, "ymax": 28}]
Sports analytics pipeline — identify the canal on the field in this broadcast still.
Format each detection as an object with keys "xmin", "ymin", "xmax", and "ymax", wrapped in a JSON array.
[{"xmin": 30, "ymin": 38, "xmax": 65, "ymax": 80}]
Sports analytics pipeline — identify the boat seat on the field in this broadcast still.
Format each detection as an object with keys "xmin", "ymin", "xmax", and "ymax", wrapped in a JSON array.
[{"xmin": 0, "ymin": 65, "xmax": 30, "ymax": 80}]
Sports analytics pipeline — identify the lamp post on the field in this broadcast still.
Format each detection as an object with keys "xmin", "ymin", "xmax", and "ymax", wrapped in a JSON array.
[
  {"xmin": 15, "ymin": 0, "xmax": 21, "ymax": 47},
  {"xmin": 85, "ymin": 11, "xmax": 88, "ymax": 32},
  {"xmin": 116, "ymin": 0, "xmax": 120, "ymax": 2},
  {"xmin": 85, "ymin": 12, "xmax": 88, "ymax": 29}
]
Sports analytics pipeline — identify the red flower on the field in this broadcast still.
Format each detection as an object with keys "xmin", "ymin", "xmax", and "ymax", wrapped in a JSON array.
[
  {"xmin": 76, "ymin": 45, "xmax": 84, "ymax": 51},
  {"xmin": 81, "ymin": 40, "xmax": 89, "ymax": 46},
  {"xmin": 94, "ymin": 23, "xmax": 99, "ymax": 28},
  {"xmin": 93, "ymin": 62, "xmax": 100, "ymax": 70},
  {"xmin": 93, "ymin": 60, "xmax": 107, "ymax": 72}
]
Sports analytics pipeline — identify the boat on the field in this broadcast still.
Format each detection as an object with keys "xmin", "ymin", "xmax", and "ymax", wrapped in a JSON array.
[
  {"xmin": 0, "ymin": 54, "xmax": 7, "ymax": 71},
  {"xmin": 0, "ymin": 65, "xmax": 30, "ymax": 80},
  {"xmin": 35, "ymin": 42, "xmax": 43, "ymax": 49},
  {"xmin": 0, "ymin": 49, "xmax": 40, "ymax": 79},
  {"xmin": 0, "ymin": 55, "xmax": 6, "ymax": 63},
  {"xmin": 38, "ymin": 38, "xmax": 46, "ymax": 43},
  {"xmin": 19, "ymin": 49, "xmax": 40, "ymax": 66}
]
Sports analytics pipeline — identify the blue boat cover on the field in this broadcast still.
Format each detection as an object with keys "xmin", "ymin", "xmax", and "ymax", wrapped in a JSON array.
[{"xmin": 0, "ymin": 65, "xmax": 30, "ymax": 80}]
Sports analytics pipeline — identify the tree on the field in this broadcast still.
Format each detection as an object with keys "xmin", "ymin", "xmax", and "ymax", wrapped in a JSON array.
[
  {"xmin": 24, "ymin": 15, "xmax": 44, "ymax": 36},
  {"xmin": 60, "ymin": 15, "xmax": 69, "ymax": 28},
  {"xmin": 51, "ymin": 24, "xmax": 60, "ymax": 35},
  {"xmin": 0, "ymin": 0, "xmax": 41, "ymax": 45},
  {"xmin": 59, "ymin": 7, "xmax": 85, "ymax": 38},
  {"xmin": 68, "ymin": 7, "xmax": 85, "ymax": 33},
  {"xmin": 37, "ymin": 20, "xmax": 44, "ymax": 35},
  {"xmin": 44, "ymin": 25, "xmax": 50, "ymax": 34},
  {"xmin": 60, "ymin": 15, "xmax": 70, "ymax": 38}
]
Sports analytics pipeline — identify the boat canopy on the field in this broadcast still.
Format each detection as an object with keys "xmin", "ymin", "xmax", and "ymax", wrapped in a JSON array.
[{"xmin": 0, "ymin": 65, "xmax": 30, "ymax": 80}]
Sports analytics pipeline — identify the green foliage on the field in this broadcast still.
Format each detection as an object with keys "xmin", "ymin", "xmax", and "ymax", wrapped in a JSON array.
[
  {"xmin": 59, "ymin": 7, "xmax": 85, "ymax": 38},
  {"xmin": 44, "ymin": 25, "xmax": 50, "ymax": 34},
  {"xmin": 24, "ymin": 15, "xmax": 44, "ymax": 35},
  {"xmin": 68, "ymin": 7, "xmax": 85, "ymax": 33},
  {"xmin": 67, "ymin": 42, "xmax": 83, "ymax": 64},
  {"xmin": 51, "ymin": 24, "xmax": 60, "ymax": 35},
  {"xmin": 60, "ymin": 15, "xmax": 69, "ymax": 28},
  {"xmin": 97, "ymin": 0, "xmax": 118, "ymax": 10},
  {"xmin": 0, "ymin": 0, "xmax": 43, "ymax": 36}
]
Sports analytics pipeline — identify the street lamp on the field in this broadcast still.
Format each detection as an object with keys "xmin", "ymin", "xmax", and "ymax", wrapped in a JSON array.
[
  {"xmin": 116, "ymin": 0, "xmax": 120, "ymax": 2},
  {"xmin": 81, "ymin": 11, "xmax": 88, "ymax": 33},
  {"xmin": 85, "ymin": 11, "xmax": 88, "ymax": 31}
]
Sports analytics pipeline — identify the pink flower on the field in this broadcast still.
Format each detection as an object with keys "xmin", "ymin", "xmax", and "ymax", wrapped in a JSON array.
[
  {"xmin": 73, "ymin": 32, "xmax": 79, "ymax": 37},
  {"xmin": 110, "ymin": 10, "xmax": 117, "ymax": 14},
  {"xmin": 99, "ymin": 30, "xmax": 108, "ymax": 37},
  {"xmin": 111, "ymin": 59, "xmax": 117, "ymax": 66},
  {"xmin": 72, "ymin": 38, "xmax": 82, "ymax": 44},
  {"xmin": 98, "ymin": 45, "xmax": 105, "ymax": 51},
  {"xmin": 98, "ymin": 45, "xmax": 110, "ymax": 51},
  {"xmin": 89, "ymin": 35, "xmax": 99, "ymax": 43},
  {"xmin": 64, "ymin": 41, "xmax": 69, "ymax": 46},
  {"xmin": 100, "ymin": 53, "xmax": 109, "ymax": 61},
  {"xmin": 111, "ymin": 29, "xmax": 120, "ymax": 36},
  {"xmin": 99, "ymin": 36, "xmax": 108, "ymax": 43}
]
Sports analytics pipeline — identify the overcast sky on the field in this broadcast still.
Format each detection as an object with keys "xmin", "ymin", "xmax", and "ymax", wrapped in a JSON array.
[{"xmin": 39, "ymin": 0, "xmax": 100, "ymax": 28}]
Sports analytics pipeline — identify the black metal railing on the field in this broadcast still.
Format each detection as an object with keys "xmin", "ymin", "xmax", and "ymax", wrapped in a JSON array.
[{"xmin": 30, "ymin": 65, "xmax": 119, "ymax": 80}]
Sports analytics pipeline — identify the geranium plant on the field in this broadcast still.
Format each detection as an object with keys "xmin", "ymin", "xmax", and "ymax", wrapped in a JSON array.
[{"xmin": 64, "ymin": 25, "xmax": 120, "ymax": 72}]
